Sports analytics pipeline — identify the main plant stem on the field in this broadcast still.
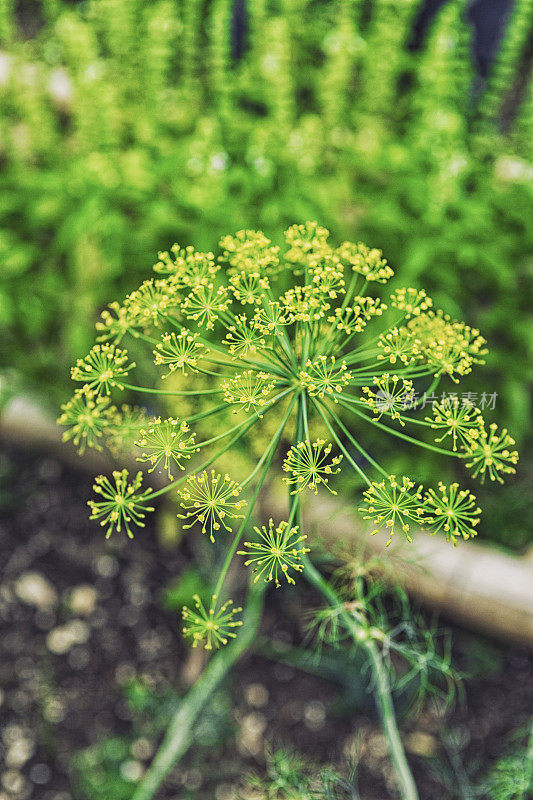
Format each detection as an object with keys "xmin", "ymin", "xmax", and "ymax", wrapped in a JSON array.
[
  {"xmin": 295, "ymin": 394, "xmax": 418, "ymax": 800},
  {"xmin": 131, "ymin": 581, "xmax": 265, "ymax": 800},
  {"xmin": 302, "ymin": 557, "xmax": 419, "ymax": 800}
]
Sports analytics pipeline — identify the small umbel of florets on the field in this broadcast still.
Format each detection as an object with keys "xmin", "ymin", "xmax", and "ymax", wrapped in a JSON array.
[
  {"xmin": 222, "ymin": 370, "xmax": 276, "ymax": 415},
  {"xmin": 337, "ymin": 241, "xmax": 394, "ymax": 283},
  {"xmin": 155, "ymin": 246, "xmax": 218, "ymax": 288},
  {"xmin": 181, "ymin": 594, "xmax": 243, "ymax": 650},
  {"xmin": 88, "ymin": 469, "xmax": 154, "ymax": 539},
  {"xmin": 71, "ymin": 344, "xmax": 135, "ymax": 395},
  {"xmin": 310, "ymin": 252, "xmax": 345, "ymax": 298},
  {"xmin": 252, "ymin": 301, "xmax": 289, "ymax": 336},
  {"xmin": 390, "ymin": 287, "xmax": 432, "ymax": 317},
  {"xmin": 284, "ymin": 222, "xmax": 330, "ymax": 273},
  {"xmin": 96, "ymin": 301, "xmax": 139, "ymax": 343},
  {"xmin": 125, "ymin": 278, "xmax": 177, "ymax": 326},
  {"xmin": 422, "ymin": 482, "xmax": 481, "ymax": 545},
  {"xmin": 228, "ymin": 269, "xmax": 270, "ymax": 305},
  {"xmin": 136, "ymin": 417, "xmax": 198, "ymax": 479},
  {"xmin": 224, "ymin": 314, "xmax": 267, "ymax": 357},
  {"xmin": 219, "ymin": 229, "xmax": 281, "ymax": 276},
  {"xmin": 427, "ymin": 398, "xmax": 483, "ymax": 452},
  {"xmin": 182, "ymin": 284, "xmax": 229, "ymax": 329},
  {"xmin": 362, "ymin": 374, "xmax": 415, "ymax": 425},
  {"xmin": 238, "ymin": 519, "xmax": 310, "ymax": 587},
  {"xmin": 359, "ymin": 476, "xmax": 424, "ymax": 546},
  {"xmin": 153, "ymin": 330, "xmax": 206, "ymax": 377},
  {"xmin": 283, "ymin": 440, "xmax": 342, "ymax": 495},
  {"xmin": 408, "ymin": 311, "xmax": 488, "ymax": 382},
  {"xmin": 377, "ymin": 326, "xmax": 420, "ymax": 366},
  {"xmin": 299, "ymin": 356, "xmax": 351, "ymax": 400},
  {"xmin": 177, "ymin": 471, "xmax": 246, "ymax": 542},
  {"xmin": 58, "ymin": 387, "xmax": 116, "ymax": 454},
  {"xmin": 282, "ymin": 284, "xmax": 329, "ymax": 323},
  {"xmin": 463, "ymin": 423, "xmax": 519, "ymax": 484}
]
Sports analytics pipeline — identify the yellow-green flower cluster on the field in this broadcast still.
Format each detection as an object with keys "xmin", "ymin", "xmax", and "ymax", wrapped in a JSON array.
[
  {"xmin": 238, "ymin": 519, "xmax": 310, "ymax": 587},
  {"xmin": 59, "ymin": 222, "xmax": 519, "ymax": 647},
  {"xmin": 178, "ymin": 471, "xmax": 246, "ymax": 542},
  {"xmin": 182, "ymin": 594, "xmax": 243, "ymax": 650},
  {"xmin": 283, "ymin": 440, "xmax": 343, "ymax": 495}
]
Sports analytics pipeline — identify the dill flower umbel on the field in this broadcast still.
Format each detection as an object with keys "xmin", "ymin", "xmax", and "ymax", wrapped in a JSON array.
[
  {"xmin": 464, "ymin": 423, "xmax": 519, "ymax": 484},
  {"xmin": 423, "ymin": 482, "xmax": 481, "ymax": 545},
  {"xmin": 88, "ymin": 469, "xmax": 154, "ymax": 539},
  {"xmin": 61, "ymin": 222, "xmax": 518, "ymax": 648},
  {"xmin": 154, "ymin": 330, "xmax": 205, "ymax": 377},
  {"xmin": 71, "ymin": 343, "xmax": 135, "ymax": 395},
  {"xmin": 299, "ymin": 356, "xmax": 351, "ymax": 399},
  {"xmin": 181, "ymin": 594, "xmax": 243, "ymax": 650},
  {"xmin": 359, "ymin": 476, "xmax": 425, "ymax": 546},
  {"xmin": 178, "ymin": 471, "xmax": 246, "ymax": 542},
  {"xmin": 283, "ymin": 440, "xmax": 343, "ymax": 495},
  {"xmin": 222, "ymin": 370, "xmax": 276, "ymax": 415},
  {"xmin": 136, "ymin": 417, "xmax": 198, "ymax": 479},
  {"xmin": 238, "ymin": 519, "xmax": 310, "ymax": 587},
  {"xmin": 362, "ymin": 374, "xmax": 415, "ymax": 425},
  {"xmin": 58, "ymin": 387, "xmax": 116, "ymax": 454},
  {"xmin": 427, "ymin": 398, "xmax": 482, "ymax": 451}
]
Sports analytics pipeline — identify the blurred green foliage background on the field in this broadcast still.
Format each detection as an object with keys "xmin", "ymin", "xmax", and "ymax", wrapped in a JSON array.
[{"xmin": 0, "ymin": 0, "xmax": 532, "ymax": 546}]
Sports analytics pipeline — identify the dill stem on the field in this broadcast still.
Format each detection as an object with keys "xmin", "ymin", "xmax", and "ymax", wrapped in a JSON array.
[
  {"xmin": 121, "ymin": 381, "xmax": 221, "ymax": 396},
  {"xmin": 130, "ymin": 580, "xmax": 265, "ymax": 800},
  {"xmin": 145, "ymin": 391, "xmax": 286, "ymax": 500},
  {"xmin": 303, "ymin": 556, "xmax": 419, "ymax": 800},
  {"xmin": 212, "ymin": 393, "xmax": 297, "ymax": 599},
  {"xmin": 295, "ymin": 395, "xmax": 418, "ymax": 800},
  {"xmin": 335, "ymin": 395, "xmax": 460, "ymax": 458},
  {"xmin": 312, "ymin": 398, "xmax": 372, "ymax": 486},
  {"xmin": 317, "ymin": 398, "xmax": 388, "ymax": 478}
]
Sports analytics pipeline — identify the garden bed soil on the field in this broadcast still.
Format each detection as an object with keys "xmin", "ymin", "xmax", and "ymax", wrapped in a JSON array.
[{"xmin": 0, "ymin": 445, "xmax": 532, "ymax": 800}]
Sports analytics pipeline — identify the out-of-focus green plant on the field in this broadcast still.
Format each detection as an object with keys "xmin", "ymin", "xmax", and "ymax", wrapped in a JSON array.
[
  {"xmin": 242, "ymin": 748, "xmax": 362, "ymax": 799},
  {"xmin": 1, "ymin": 0, "xmax": 532, "ymax": 432},
  {"xmin": 483, "ymin": 720, "xmax": 533, "ymax": 800}
]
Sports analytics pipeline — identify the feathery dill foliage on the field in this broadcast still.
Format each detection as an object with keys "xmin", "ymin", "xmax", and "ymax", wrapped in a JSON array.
[
  {"xmin": 1, "ymin": 0, "xmax": 533, "ymax": 449},
  {"xmin": 244, "ymin": 747, "xmax": 362, "ymax": 799},
  {"xmin": 60, "ymin": 223, "xmax": 518, "ymax": 650}
]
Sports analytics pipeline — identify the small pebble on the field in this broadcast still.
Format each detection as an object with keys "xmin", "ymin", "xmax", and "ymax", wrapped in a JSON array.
[
  {"xmin": 131, "ymin": 738, "xmax": 153, "ymax": 761},
  {"xmin": 14, "ymin": 573, "xmax": 57, "ymax": 610},
  {"xmin": 120, "ymin": 760, "xmax": 144, "ymax": 782},
  {"xmin": 1, "ymin": 770, "xmax": 28, "ymax": 795},
  {"xmin": 405, "ymin": 731, "xmax": 438, "ymax": 757},
  {"xmin": 46, "ymin": 621, "xmax": 90, "ymax": 654},
  {"xmin": 94, "ymin": 555, "xmax": 118, "ymax": 578},
  {"xmin": 5, "ymin": 737, "xmax": 34, "ymax": 768},
  {"xmin": 244, "ymin": 683, "xmax": 269, "ymax": 708},
  {"xmin": 29, "ymin": 764, "xmax": 51, "ymax": 785},
  {"xmin": 68, "ymin": 585, "xmax": 97, "ymax": 617},
  {"xmin": 304, "ymin": 700, "xmax": 326, "ymax": 731}
]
